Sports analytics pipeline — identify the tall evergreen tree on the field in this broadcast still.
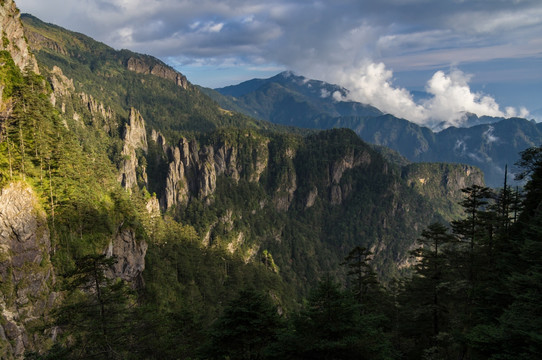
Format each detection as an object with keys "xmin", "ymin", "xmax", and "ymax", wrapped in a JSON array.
[
  {"xmin": 204, "ymin": 288, "xmax": 283, "ymax": 360},
  {"xmin": 399, "ymin": 223, "xmax": 459, "ymax": 359},
  {"xmin": 342, "ymin": 246, "xmax": 379, "ymax": 309},
  {"xmin": 52, "ymin": 254, "xmax": 136, "ymax": 359}
]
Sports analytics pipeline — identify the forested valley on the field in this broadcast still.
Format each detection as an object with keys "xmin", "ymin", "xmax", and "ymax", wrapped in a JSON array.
[{"xmin": 0, "ymin": 0, "xmax": 541, "ymax": 358}]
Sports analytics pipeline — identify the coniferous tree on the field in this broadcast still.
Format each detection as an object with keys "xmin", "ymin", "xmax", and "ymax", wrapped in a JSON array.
[
  {"xmin": 52, "ymin": 254, "xmax": 136, "ymax": 359},
  {"xmin": 204, "ymin": 288, "xmax": 283, "ymax": 360},
  {"xmin": 342, "ymin": 246, "xmax": 379, "ymax": 309},
  {"xmin": 399, "ymin": 223, "xmax": 458, "ymax": 359}
]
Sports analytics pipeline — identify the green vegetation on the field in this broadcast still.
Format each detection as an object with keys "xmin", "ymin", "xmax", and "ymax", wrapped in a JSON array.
[
  {"xmin": 20, "ymin": 14, "xmax": 289, "ymax": 139},
  {"xmin": 0, "ymin": 10, "xmax": 539, "ymax": 359}
]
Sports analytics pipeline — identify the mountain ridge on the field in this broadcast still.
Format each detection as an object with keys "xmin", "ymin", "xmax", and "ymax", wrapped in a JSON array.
[{"xmin": 212, "ymin": 72, "xmax": 541, "ymax": 186}]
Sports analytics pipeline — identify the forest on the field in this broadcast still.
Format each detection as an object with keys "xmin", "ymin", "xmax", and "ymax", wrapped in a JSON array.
[
  {"xmin": 0, "ymin": 4, "xmax": 541, "ymax": 359},
  {"xmin": 0, "ymin": 51, "xmax": 540, "ymax": 359}
]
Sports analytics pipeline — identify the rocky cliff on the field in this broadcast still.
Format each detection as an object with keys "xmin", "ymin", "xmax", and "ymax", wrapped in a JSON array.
[
  {"xmin": 0, "ymin": 0, "xmax": 38, "ymax": 74},
  {"xmin": 118, "ymin": 108, "xmax": 148, "ymax": 190},
  {"xmin": 0, "ymin": 182, "xmax": 56, "ymax": 358},
  {"xmin": 105, "ymin": 229, "xmax": 148, "ymax": 287},
  {"xmin": 126, "ymin": 56, "xmax": 189, "ymax": 90},
  {"xmin": 402, "ymin": 163, "xmax": 485, "ymax": 220},
  {"xmin": 157, "ymin": 130, "xmax": 270, "ymax": 210}
]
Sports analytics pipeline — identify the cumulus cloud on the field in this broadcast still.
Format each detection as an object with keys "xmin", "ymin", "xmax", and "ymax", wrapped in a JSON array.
[
  {"xmin": 422, "ymin": 70, "xmax": 506, "ymax": 127},
  {"xmin": 327, "ymin": 63, "xmax": 528, "ymax": 129},
  {"xmin": 330, "ymin": 62, "xmax": 426, "ymax": 123}
]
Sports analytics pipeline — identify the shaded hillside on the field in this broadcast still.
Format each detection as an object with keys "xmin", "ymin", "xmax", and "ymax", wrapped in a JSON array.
[
  {"xmin": 205, "ymin": 71, "xmax": 382, "ymax": 127},
  {"xmin": 343, "ymin": 115, "xmax": 542, "ymax": 186}
]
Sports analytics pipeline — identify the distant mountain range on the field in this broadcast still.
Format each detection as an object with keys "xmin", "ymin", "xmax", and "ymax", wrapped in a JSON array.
[{"xmin": 205, "ymin": 72, "xmax": 542, "ymax": 187}]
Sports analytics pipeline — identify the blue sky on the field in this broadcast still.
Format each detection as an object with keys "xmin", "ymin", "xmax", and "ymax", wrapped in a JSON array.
[{"xmin": 16, "ymin": 0, "xmax": 542, "ymax": 127}]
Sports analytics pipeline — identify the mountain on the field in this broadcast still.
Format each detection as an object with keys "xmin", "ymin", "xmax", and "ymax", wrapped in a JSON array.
[
  {"xmin": 338, "ymin": 115, "xmax": 542, "ymax": 187},
  {"xmin": 212, "ymin": 73, "xmax": 541, "ymax": 187},
  {"xmin": 204, "ymin": 71, "xmax": 382, "ymax": 128},
  {"xmin": 0, "ymin": 1, "xmax": 493, "ymax": 357}
]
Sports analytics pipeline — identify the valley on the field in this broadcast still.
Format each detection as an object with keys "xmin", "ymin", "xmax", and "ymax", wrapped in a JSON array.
[{"xmin": 0, "ymin": 0, "xmax": 540, "ymax": 358}]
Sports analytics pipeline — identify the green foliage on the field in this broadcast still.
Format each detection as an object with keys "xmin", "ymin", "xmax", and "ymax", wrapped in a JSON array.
[
  {"xmin": 203, "ymin": 288, "xmax": 284, "ymax": 360},
  {"xmin": 51, "ymin": 255, "xmax": 137, "ymax": 359},
  {"xmin": 0, "ymin": 50, "xmax": 23, "ymax": 100},
  {"xmin": 275, "ymin": 278, "xmax": 395, "ymax": 360},
  {"xmin": 21, "ymin": 14, "xmax": 283, "ymax": 136}
]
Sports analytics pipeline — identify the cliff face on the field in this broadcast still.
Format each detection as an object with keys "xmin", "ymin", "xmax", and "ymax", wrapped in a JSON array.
[
  {"xmin": 105, "ymin": 229, "xmax": 148, "ymax": 287},
  {"xmin": 402, "ymin": 163, "xmax": 485, "ymax": 220},
  {"xmin": 48, "ymin": 65, "xmax": 116, "ymax": 132},
  {"xmin": 0, "ymin": 0, "xmax": 38, "ymax": 74},
  {"xmin": 118, "ymin": 108, "xmax": 148, "ymax": 190},
  {"xmin": 328, "ymin": 148, "xmax": 372, "ymax": 205},
  {"xmin": 0, "ymin": 183, "xmax": 56, "ymax": 358},
  {"xmin": 158, "ymin": 131, "xmax": 271, "ymax": 210},
  {"xmin": 126, "ymin": 56, "xmax": 189, "ymax": 90}
]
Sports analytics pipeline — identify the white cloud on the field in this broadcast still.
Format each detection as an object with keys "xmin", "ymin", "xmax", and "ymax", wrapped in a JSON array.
[
  {"xmin": 422, "ymin": 69, "xmax": 505, "ymax": 127},
  {"xmin": 326, "ymin": 63, "xmax": 527, "ymax": 129},
  {"xmin": 482, "ymin": 126, "xmax": 498, "ymax": 144},
  {"xmin": 320, "ymin": 88, "xmax": 330, "ymax": 98},
  {"xmin": 331, "ymin": 62, "xmax": 426, "ymax": 123}
]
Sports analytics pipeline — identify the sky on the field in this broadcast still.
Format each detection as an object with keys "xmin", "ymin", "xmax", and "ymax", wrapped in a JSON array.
[{"xmin": 16, "ymin": 0, "xmax": 542, "ymax": 128}]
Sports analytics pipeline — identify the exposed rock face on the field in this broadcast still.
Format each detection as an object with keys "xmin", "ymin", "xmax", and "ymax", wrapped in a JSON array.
[
  {"xmin": 159, "ymin": 134, "xmax": 270, "ymax": 210},
  {"xmin": 305, "ymin": 186, "xmax": 318, "ymax": 208},
  {"xmin": 126, "ymin": 57, "xmax": 189, "ymax": 89},
  {"xmin": 48, "ymin": 66, "xmax": 74, "ymax": 108},
  {"xmin": 273, "ymin": 148, "xmax": 297, "ymax": 211},
  {"xmin": 0, "ymin": 0, "xmax": 38, "ymax": 73},
  {"xmin": 273, "ymin": 166, "xmax": 297, "ymax": 211},
  {"xmin": 329, "ymin": 149, "xmax": 372, "ymax": 205},
  {"xmin": 402, "ymin": 163, "xmax": 485, "ymax": 220},
  {"xmin": 105, "ymin": 229, "xmax": 148, "ymax": 287},
  {"xmin": 0, "ymin": 182, "xmax": 56, "ymax": 358},
  {"xmin": 79, "ymin": 92, "xmax": 115, "ymax": 124},
  {"xmin": 24, "ymin": 29, "xmax": 67, "ymax": 55},
  {"xmin": 118, "ymin": 108, "xmax": 148, "ymax": 190},
  {"xmin": 47, "ymin": 66, "xmax": 116, "ymax": 132}
]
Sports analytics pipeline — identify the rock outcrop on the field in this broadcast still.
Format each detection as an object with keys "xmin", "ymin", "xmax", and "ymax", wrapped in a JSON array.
[
  {"xmin": 47, "ymin": 66, "xmax": 116, "ymax": 132},
  {"xmin": 0, "ymin": 182, "xmax": 56, "ymax": 358},
  {"xmin": 402, "ymin": 163, "xmax": 485, "ymax": 220},
  {"xmin": 0, "ymin": 0, "xmax": 38, "ymax": 74},
  {"xmin": 126, "ymin": 57, "xmax": 189, "ymax": 89},
  {"xmin": 329, "ymin": 148, "xmax": 372, "ymax": 205},
  {"xmin": 159, "ymin": 133, "xmax": 270, "ymax": 210},
  {"xmin": 118, "ymin": 108, "xmax": 148, "ymax": 190},
  {"xmin": 105, "ymin": 229, "xmax": 148, "ymax": 287}
]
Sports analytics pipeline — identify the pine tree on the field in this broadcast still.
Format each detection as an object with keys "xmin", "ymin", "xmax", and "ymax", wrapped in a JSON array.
[
  {"xmin": 341, "ymin": 246, "xmax": 379, "ymax": 309},
  {"xmin": 52, "ymin": 254, "xmax": 136, "ymax": 359},
  {"xmin": 204, "ymin": 288, "xmax": 283, "ymax": 360},
  {"xmin": 399, "ymin": 223, "xmax": 459, "ymax": 359}
]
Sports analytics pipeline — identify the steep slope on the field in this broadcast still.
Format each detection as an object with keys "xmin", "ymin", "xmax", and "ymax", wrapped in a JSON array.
[
  {"xmin": 20, "ymin": 14, "xmax": 280, "ymax": 137},
  {"xmin": 344, "ymin": 115, "xmax": 542, "ymax": 186},
  {"xmin": 0, "ymin": 3, "xmax": 493, "ymax": 357},
  {"xmin": 16, "ymin": 9, "xmax": 488, "ymax": 287}
]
